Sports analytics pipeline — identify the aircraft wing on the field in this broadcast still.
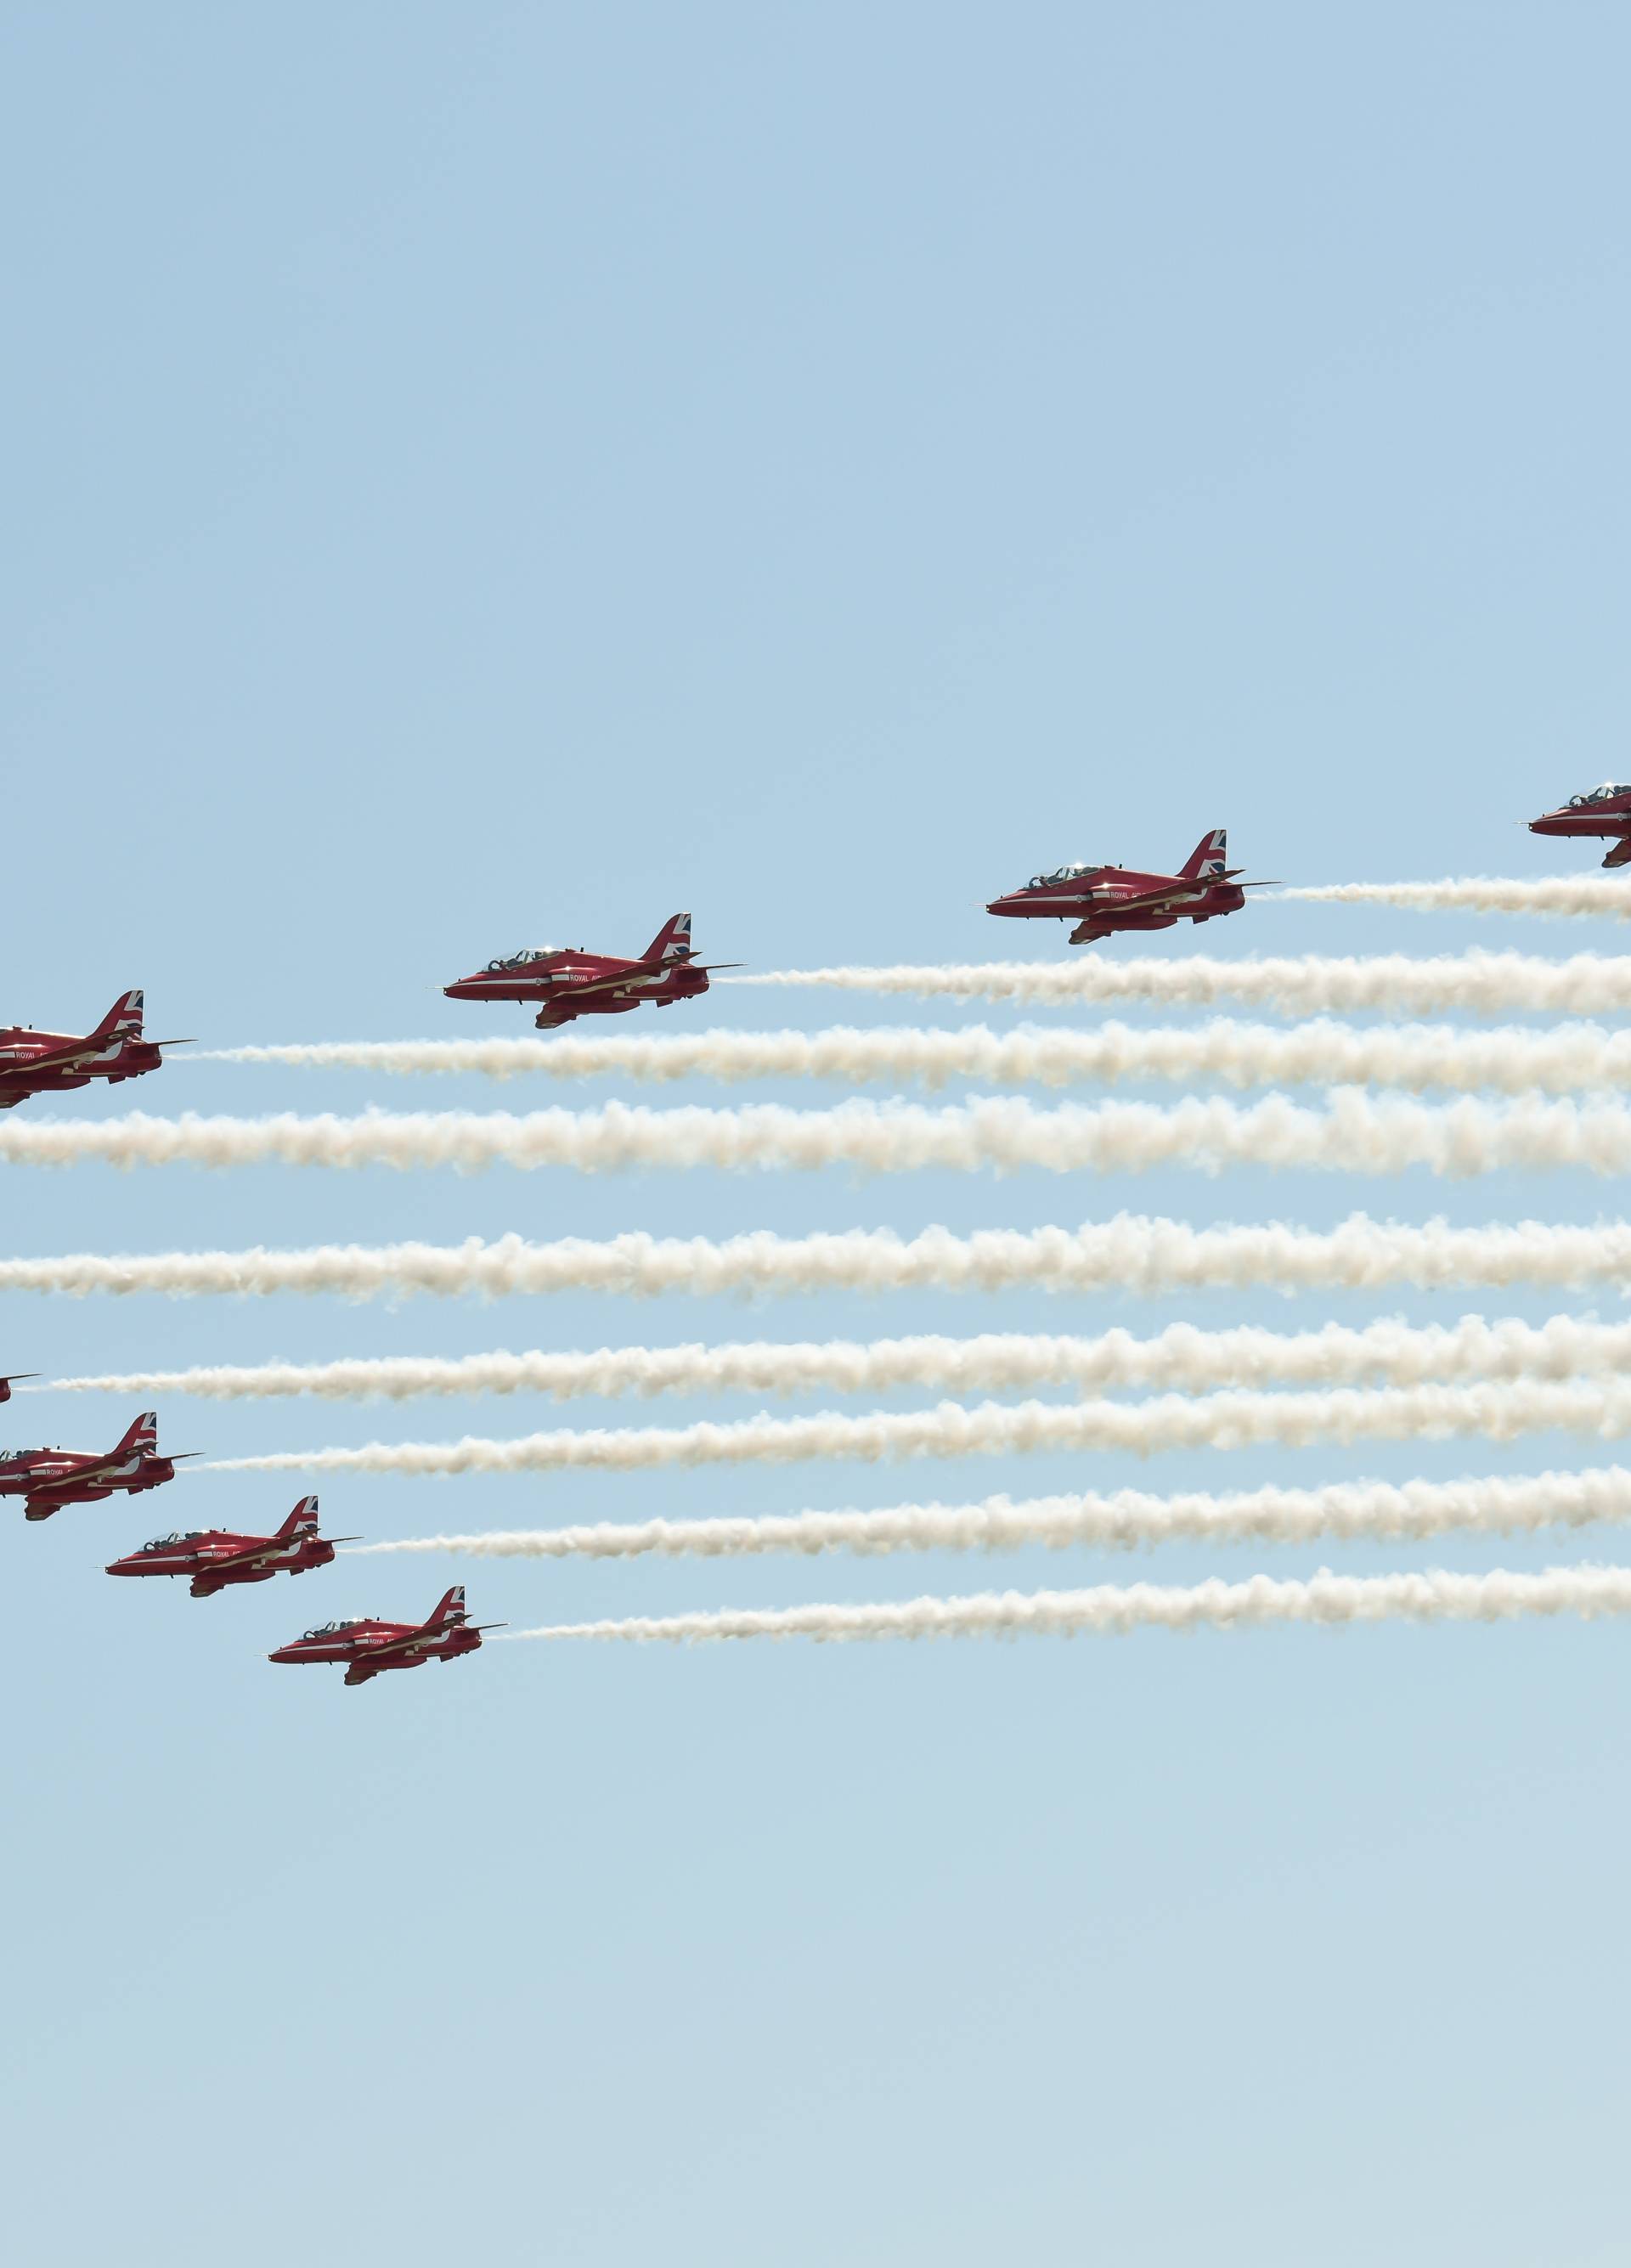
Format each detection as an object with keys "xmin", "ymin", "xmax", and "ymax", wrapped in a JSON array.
[
  {"xmin": 1091, "ymin": 880, "xmax": 1205, "ymax": 915},
  {"xmin": 39, "ymin": 1444, "xmax": 190, "ymax": 1489},
  {"xmin": 357, "ymin": 1626, "xmax": 437, "ymax": 1662},
  {"xmin": 37, "ymin": 1454, "xmax": 116, "ymax": 1487},
  {"xmin": 1092, "ymin": 868, "xmax": 1250, "ymax": 916},
  {"xmin": 364, "ymin": 1609, "xmax": 482, "ymax": 1660},
  {"xmin": 4, "ymin": 1030, "xmax": 184, "ymax": 1078},
  {"xmin": 210, "ymin": 1537, "xmax": 296, "ymax": 1574},
  {"xmin": 3, "ymin": 1036, "xmax": 119, "ymax": 1077},
  {"xmin": 567, "ymin": 958, "xmax": 745, "ymax": 996},
  {"xmin": 550, "ymin": 965, "xmax": 666, "ymax": 1000},
  {"xmin": 548, "ymin": 970, "xmax": 696, "ymax": 1005},
  {"xmin": 213, "ymin": 1523, "xmax": 346, "ymax": 1573}
]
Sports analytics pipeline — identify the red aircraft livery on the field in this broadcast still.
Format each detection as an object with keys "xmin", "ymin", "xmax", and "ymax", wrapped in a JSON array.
[
  {"xmin": 268, "ymin": 1584, "xmax": 500, "ymax": 1687},
  {"xmin": 106, "ymin": 1495, "xmax": 357, "ymax": 1598},
  {"xmin": 1, "ymin": 1412, "xmax": 189, "ymax": 1523},
  {"xmin": 986, "ymin": 829, "xmax": 1272, "ymax": 945},
  {"xmin": 0, "ymin": 1374, "xmax": 37, "ymax": 1403},
  {"xmin": 444, "ymin": 913, "xmax": 741, "ymax": 1030},
  {"xmin": 0, "ymin": 990, "xmax": 183, "ymax": 1109},
  {"xmin": 1529, "ymin": 783, "xmax": 1631, "ymax": 867}
]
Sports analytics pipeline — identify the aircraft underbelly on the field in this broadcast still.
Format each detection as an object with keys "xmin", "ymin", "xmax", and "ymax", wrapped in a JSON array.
[{"xmin": 1540, "ymin": 814, "xmax": 1628, "ymax": 838}]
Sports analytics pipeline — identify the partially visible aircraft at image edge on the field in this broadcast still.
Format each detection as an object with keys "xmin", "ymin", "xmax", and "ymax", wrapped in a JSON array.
[
  {"xmin": 0, "ymin": 990, "xmax": 189, "ymax": 1109},
  {"xmin": 443, "ymin": 911, "xmax": 742, "ymax": 1029},
  {"xmin": 268, "ymin": 1585, "xmax": 501, "ymax": 1687},
  {"xmin": 1529, "ymin": 782, "xmax": 1631, "ymax": 866},
  {"xmin": 986, "ymin": 828, "xmax": 1278, "ymax": 945},
  {"xmin": 0, "ymin": 1412, "xmax": 193, "ymax": 1522},
  {"xmin": 107, "ymin": 1497, "xmax": 358, "ymax": 1598}
]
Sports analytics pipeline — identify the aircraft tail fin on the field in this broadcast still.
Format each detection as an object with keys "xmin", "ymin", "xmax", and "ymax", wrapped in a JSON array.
[
  {"xmin": 90, "ymin": 990, "xmax": 145, "ymax": 1045},
  {"xmin": 1179, "ymin": 829, "xmax": 1229, "ymax": 881},
  {"xmin": 276, "ymin": 1495, "xmax": 321, "ymax": 1540},
  {"xmin": 642, "ymin": 912, "xmax": 693, "ymax": 965},
  {"xmin": 427, "ymin": 1583, "xmax": 468, "ymax": 1629},
  {"xmin": 116, "ymin": 1410, "xmax": 159, "ymax": 1458}
]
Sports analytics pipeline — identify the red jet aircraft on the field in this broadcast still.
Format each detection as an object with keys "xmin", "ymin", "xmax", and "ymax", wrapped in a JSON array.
[
  {"xmin": 444, "ymin": 912, "xmax": 741, "ymax": 1030},
  {"xmin": 106, "ymin": 1495, "xmax": 358, "ymax": 1598},
  {"xmin": 268, "ymin": 1583, "xmax": 500, "ymax": 1687},
  {"xmin": 0, "ymin": 1411, "xmax": 190, "ymax": 1522},
  {"xmin": 0, "ymin": 990, "xmax": 186, "ymax": 1109},
  {"xmin": 0, "ymin": 1374, "xmax": 37, "ymax": 1402},
  {"xmin": 1528, "ymin": 783, "xmax": 1631, "ymax": 867},
  {"xmin": 986, "ymin": 828, "xmax": 1273, "ymax": 945}
]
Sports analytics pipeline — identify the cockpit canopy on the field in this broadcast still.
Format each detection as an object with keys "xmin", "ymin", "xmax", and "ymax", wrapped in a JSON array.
[
  {"xmin": 484, "ymin": 947, "xmax": 563, "ymax": 972},
  {"xmin": 1567, "ymin": 784, "xmax": 1631, "ymax": 807},
  {"xmin": 140, "ymin": 1531, "xmax": 203, "ymax": 1551},
  {"xmin": 302, "ymin": 1618, "xmax": 369, "ymax": 1639},
  {"xmin": 1024, "ymin": 863, "xmax": 1098, "ymax": 890}
]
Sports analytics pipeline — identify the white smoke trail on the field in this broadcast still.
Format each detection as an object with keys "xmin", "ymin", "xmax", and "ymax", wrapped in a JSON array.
[
  {"xmin": 501, "ymin": 1562, "xmax": 1631, "ymax": 1644},
  {"xmin": 59, "ymin": 1313, "xmax": 1631, "ymax": 1406},
  {"xmin": 353, "ymin": 1464, "xmax": 1631, "ymax": 1560},
  {"xmin": 1280, "ymin": 879, "xmax": 1631, "ymax": 920},
  {"xmin": 22, "ymin": 1093, "xmax": 1631, "ymax": 1176},
  {"xmin": 12, "ymin": 1214, "xmax": 1631, "ymax": 1302},
  {"xmin": 726, "ymin": 951, "xmax": 1631, "ymax": 1017},
  {"xmin": 202, "ymin": 1377, "xmax": 1631, "ymax": 1477},
  {"xmin": 195, "ymin": 1019, "xmax": 1631, "ymax": 1096}
]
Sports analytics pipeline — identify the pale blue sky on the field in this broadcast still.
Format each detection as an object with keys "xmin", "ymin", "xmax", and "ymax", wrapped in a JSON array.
[{"xmin": 3, "ymin": 5, "xmax": 1631, "ymax": 2263}]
